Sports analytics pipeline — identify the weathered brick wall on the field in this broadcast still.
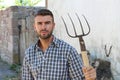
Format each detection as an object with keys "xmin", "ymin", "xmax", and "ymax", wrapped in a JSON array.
[{"xmin": 0, "ymin": 6, "xmax": 45, "ymax": 64}]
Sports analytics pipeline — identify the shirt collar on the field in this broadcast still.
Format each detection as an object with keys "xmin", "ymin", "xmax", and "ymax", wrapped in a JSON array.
[
  {"xmin": 34, "ymin": 35, "xmax": 60, "ymax": 48},
  {"xmin": 52, "ymin": 36, "xmax": 60, "ymax": 47}
]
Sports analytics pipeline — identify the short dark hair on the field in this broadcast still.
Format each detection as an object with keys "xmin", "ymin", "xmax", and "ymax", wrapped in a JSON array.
[{"xmin": 34, "ymin": 9, "xmax": 54, "ymax": 22}]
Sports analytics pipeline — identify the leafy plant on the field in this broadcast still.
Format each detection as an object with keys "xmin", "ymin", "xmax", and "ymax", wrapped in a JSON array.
[
  {"xmin": 0, "ymin": 0, "xmax": 5, "ymax": 9},
  {"xmin": 10, "ymin": 63, "xmax": 21, "ymax": 73},
  {"xmin": 15, "ymin": 0, "xmax": 41, "ymax": 6},
  {"xmin": 9, "ymin": 63, "xmax": 22, "ymax": 80},
  {"xmin": 0, "ymin": 0, "xmax": 42, "ymax": 10}
]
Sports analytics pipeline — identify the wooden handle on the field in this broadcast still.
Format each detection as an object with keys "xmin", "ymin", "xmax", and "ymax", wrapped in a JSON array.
[
  {"xmin": 81, "ymin": 51, "xmax": 94, "ymax": 80},
  {"xmin": 81, "ymin": 51, "xmax": 90, "ymax": 67}
]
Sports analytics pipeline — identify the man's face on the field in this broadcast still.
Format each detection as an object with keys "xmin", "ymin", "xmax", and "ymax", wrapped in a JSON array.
[{"xmin": 34, "ymin": 15, "xmax": 55, "ymax": 39}]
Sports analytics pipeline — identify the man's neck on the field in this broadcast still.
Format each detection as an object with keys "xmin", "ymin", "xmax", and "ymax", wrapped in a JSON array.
[{"xmin": 39, "ymin": 36, "xmax": 53, "ymax": 52}]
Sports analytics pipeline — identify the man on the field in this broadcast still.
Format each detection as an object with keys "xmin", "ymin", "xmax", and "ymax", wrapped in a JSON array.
[{"xmin": 22, "ymin": 9, "xmax": 96, "ymax": 80}]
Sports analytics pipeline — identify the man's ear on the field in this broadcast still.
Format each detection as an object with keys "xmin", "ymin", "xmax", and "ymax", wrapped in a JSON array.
[{"xmin": 53, "ymin": 23, "xmax": 55, "ymax": 29}]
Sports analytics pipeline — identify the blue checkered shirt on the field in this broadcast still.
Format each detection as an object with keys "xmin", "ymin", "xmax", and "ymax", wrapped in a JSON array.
[{"xmin": 22, "ymin": 36, "xmax": 84, "ymax": 80}]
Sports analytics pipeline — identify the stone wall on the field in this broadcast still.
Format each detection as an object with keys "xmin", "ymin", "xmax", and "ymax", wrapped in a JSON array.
[{"xmin": 0, "ymin": 6, "xmax": 44, "ymax": 64}]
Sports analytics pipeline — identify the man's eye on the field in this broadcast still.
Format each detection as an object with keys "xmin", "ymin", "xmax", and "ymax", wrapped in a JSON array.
[
  {"xmin": 46, "ymin": 22, "xmax": 50, "ymax": 25},
  {"xmin": 37, "ymin": 22, "xmax": 42, "ymax": 25}
]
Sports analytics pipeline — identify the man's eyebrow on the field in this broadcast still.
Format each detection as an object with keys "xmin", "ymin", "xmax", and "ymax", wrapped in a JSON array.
[
  {"xmin": 45, "ymin": 21, "xmax": 51, "ymax": 22},
  {"xmin": 36, "ymin": 20, "xmax": 51, "ymax": 24}
]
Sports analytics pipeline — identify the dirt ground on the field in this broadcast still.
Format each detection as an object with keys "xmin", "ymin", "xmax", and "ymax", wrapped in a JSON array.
[{"xmin": 0, "ymin": 59, "xmax": 19, "ymax": 80}]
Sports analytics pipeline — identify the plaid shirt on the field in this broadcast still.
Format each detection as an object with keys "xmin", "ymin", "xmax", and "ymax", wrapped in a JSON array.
[{"xmin": 22, "ymin": 36, "xmax": 84, "ymax": 80}]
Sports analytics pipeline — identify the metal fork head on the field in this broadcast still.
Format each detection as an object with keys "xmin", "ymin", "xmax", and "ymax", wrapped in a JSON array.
[{"xmin": 61, "ymin": 13, "xmax": 90, "ymax": 38}]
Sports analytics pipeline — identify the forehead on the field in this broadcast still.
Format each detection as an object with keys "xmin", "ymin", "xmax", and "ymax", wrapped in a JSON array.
[{"xmin": 34, "ymin": 15, "xmax": 53, "ymax": 22}]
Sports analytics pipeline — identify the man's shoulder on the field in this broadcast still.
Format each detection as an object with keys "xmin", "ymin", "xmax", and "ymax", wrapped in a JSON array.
[
  {"xmin": 57, "ymin": 38, "xmax": 79, "ymax": 56},
  {"xmin": 56, "ymin": 38, "xmax": 75, "ymax": 49},
  {"xmin": 25, "ymin": 44, "xmax": 35, "ymax": 55}
]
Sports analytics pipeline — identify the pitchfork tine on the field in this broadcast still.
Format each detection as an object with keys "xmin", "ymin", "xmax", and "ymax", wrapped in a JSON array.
[
  {"xmin": 68, "ymin": 13, "xmax": 77, "ymax": 37},
  {"xmin": 82, "ymin": 15, "xmax": 90, "ymax": 36},
  {"xmin": 61, "ymin": 13, "xmax": 90, "ymax": 38},
  {"xmin": 76, "ymin": 13, "xmax": 90, "ymax": 36},
  {"xmin": 76, "ymin": 13, "xmax": 85, "ymax": 35},
  {"xmin": 61, "ymin": 16, "xmax": 76, "ymax": 38}
]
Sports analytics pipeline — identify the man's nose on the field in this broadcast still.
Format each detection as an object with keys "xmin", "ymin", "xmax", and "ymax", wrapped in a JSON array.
[{"xmin": 41, "ymin": 23, "xmax": 47, "ymax": 29}]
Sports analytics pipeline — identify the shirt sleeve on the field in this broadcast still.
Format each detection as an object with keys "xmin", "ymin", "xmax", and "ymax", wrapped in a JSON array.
[
  {"xmin": 68, "ymin": 47, "xmax": 85, "ymax": 80},
  {"xmin": 22, "ymin": 56, "xmax": 34, "ymax": 80}
]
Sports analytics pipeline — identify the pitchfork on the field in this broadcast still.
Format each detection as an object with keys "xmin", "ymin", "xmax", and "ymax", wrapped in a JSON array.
[{"xmin": 61, "ymin": 13, "xmax": 91, "ymax": 67}]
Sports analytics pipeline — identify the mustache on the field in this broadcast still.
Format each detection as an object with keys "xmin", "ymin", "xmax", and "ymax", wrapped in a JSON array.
[{"xmin": 40, "ymin": 29, "xmax": 48, "ymax": 32}]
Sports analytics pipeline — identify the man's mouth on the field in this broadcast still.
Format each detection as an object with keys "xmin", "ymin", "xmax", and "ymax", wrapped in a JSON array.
[{"xmin": 41, "ymin": 30, "xmax": 48, "ymax": 34}]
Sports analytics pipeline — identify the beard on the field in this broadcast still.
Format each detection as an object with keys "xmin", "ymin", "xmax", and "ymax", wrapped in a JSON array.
[{"xmin": 36, "ymin": 30, "xmax": 53, "ymax": 39}]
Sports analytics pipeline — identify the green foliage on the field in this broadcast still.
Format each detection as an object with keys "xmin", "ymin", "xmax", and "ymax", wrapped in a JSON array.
[
  {"xmin": 15, "ymin": 0, "xmax": 41, "ymax": 6},
  {"xmin": 0, "ymin": 0, "xmax": 42, "ymax": 10},
  {"xmin": 0, "ymin": 6, "xmax": 5, "ymax": 9},
  {"xmin": 10, "ymin": 63, "xmax": 21, "ymax": 73},
  {"xmin": 8, "ymin": 63, "xmax": 22, "ymax": 79},
  {"xmin": 0, "ymin": 0, "xmax": 5, "ymax": 10}
]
